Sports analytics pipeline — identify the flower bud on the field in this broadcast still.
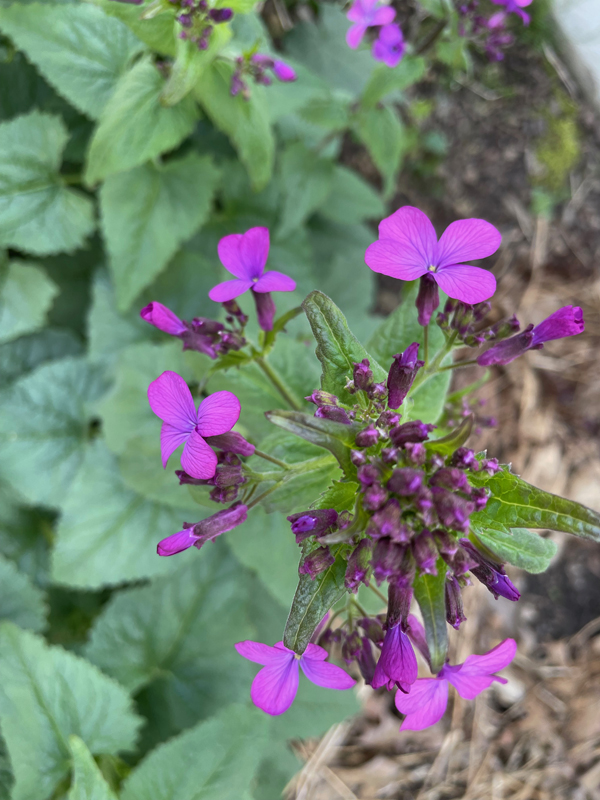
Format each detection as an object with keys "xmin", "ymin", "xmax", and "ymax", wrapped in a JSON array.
[
  {"xmin": 412, "ymin": 530, "xmax": 438, "ymax": 575},
  {"xmin": 140, "ymin": 302, "xmax": 187, "ymax": 336},
  {"xmin": 210, "ymin": 485, "xmax": 238, "ymax": 504},
  {"xmin": 362, "ymin": 483, "xmax": 388, "ymax": 511},
  {"xmin": 345, "ymin": 539, "xmax": 372, "ymax": 593},
  {"xmin": 459, "ymin": 539, "xmax": 520, "ymax": 601},
  {"xmin": 387, "ymin": 467, "xmax": 424, "ymax": 496},
  {"xmin": 445, "ymin": 574, "xmax": 466, "ymax": 629},
  {"xmin": 356, "ymin": 638, "xmax": 377, "ymax": 684},
  {"xmin": 390, "ymin": 420, "xmax": 436, "ymax": 447},
  {"xmin": 367, "ymin": 499, "xmax": 409, "ymax": 542},
  {"xmin": 405, "ymin": 441, "xmax": 427, "ymax": 465},
  {"xmin": 299, "ymin": 546, "xmax": 335, "ymax": 579},
  {"xmin": 287, "ymin": 509, "xmax": 338, "ymax": 543},
  {"xmin": 355, "ymin": 424, "xmax": 379, "ymax": 448},
  {"xmin": 350, "ymin": 449, "xmax": 367, "ymax": 467},
  {"xmin": 477, "ymin": 326, "xmax": 535, "ymax": 366},
  {"xmin": 358, "ymin": 616, "xmax": 385, "ymax": 645},
  {"xmin": 252, "ymin": 290, "xmax": 276, "ymax": 331},
  {"xmin": 204, "ymin": 431, "xmax": 255, "ymax": 457},
  {"xmin": 192, "ymin": 503, "xmax": 248, "ymax": 549},
  {"xmin": 381, "ymin": 447, "xmax": 399, "ymax": 464},
  {"xmin": 305, "ymin": 391, "xmax": 339, "ymax": 407},
  {"xmin": 449, "ymin": 447, "xmax": 478, "ymax": 470},
  {"xmin": 341, "ymin": 630, "xmax": 362, "ymax": 663},
  {"xmin": 357, "ymin": 464, "xmax": 380, "ymax": 488},
  {"xmin": 432, "ymin": 487, "xmax": 473, "ymax": 532},
  {"xmin": 430, "ymin": 467, "xmax": 470, "ymax": 492},
  {"xmin": 416, "ymin": 274, "xmax": 440, "ymax": 327},
  {"xmin": 209, "ymin": 7, "xmax": 233, "ymax": 21},
  {"xmin": 315, "ymin": 405, "xmax": 352, "ymax": 424},
  {"xmin": 376, "ymin": 410, "xmax": 401, "ymax": 428},
  {"xmin": 213, "ymin": 464, "xmax": 246, "ymax": 488},
  {"xmin": 486, "ymin": 313, "xmax": 520, "ymax": 341},
  {"xmin": 353, "ymin": 359, "xmax": 373, "ymax": 391},
  {"xmin": 372, "ymin": 540, "xmax": 406, "ymax": 584},
  {"xmin": 433, "ymin": 529, "xmax": 459, "ymax": 557},
  {"xmin": 387, "ymin": 343, "xmax": 424, "ymax": 410}
]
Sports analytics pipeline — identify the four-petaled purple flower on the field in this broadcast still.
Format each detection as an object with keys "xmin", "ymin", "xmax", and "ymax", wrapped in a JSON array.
[
  {"xmin": 372, "ymin": 23, "xmax": 405, "ymax": 68},
  {"xmin": 478, "ymin": 305, "xmax": 584, "ymax": 366},
  {"xmin": 208, "ymin": 227, "xmax": 296, "ymax": 331},
  {"xmin": 365, "ymin": 206, "xmax": 501, "ymax": 305},
  {"xmin": 148, "ymin": 370, "xmax": 240, "ymax": 480},
  {"xmin": 235, "ymin": 640, "xmax": 355, "ymax": 715},
  {"xmin": 346, "ymin": 0, "xmax": 396, "ymax": 49},
  {"xmin": 395, "ymin": 638, "xmax": 516, "ymax": 730},
  {"xmin": 491, "ymin": 0, "xmax": 532, "ymax": 25}
]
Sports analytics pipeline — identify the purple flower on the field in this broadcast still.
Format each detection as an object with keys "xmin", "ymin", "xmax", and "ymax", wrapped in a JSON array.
[
  {"xmin": 208, "ymin": 7, "xmax": 233, "ymax": 22},
  {"xmin": 140, "ymin": 302, "xmax": 187, "ymax": 335},
  {"xmin": 147, "ymin": 370, "xmax": 240, "ymax": 480},
  {"xmin": 372, "ymin": 23, "xmax": 405, "ymax": 68},
  {"xmin": 235, "ymin": 640, "xmax": 355, "ymax": 715},
  {"xmin": 346, "ymin": 0, "xmax": 396, "ymax": 48},
  {"xmin": 491, "ymin": 0, "xmax": 532, "ymax": 24},
  {"xmin": 371, "ymin": 624, "xmax": 418, "ymax": 691},
  {"xmin": 395, "ymin": 639, "xmax": 516, "ymax": 730},
  {"xmin": 477, "ymin": 306, "xmax": 584, "ymax": 366},
  {"xmin": 387, "ymin": 343, "xmax": 424, "ymax": 409},
  {"xmin": 157, "ymin": 503, "xmax": 248, "ymax": 556},
  {"xmin": 251, "ymin": 54, "xmax": 297, "ymax": 82},
  {"xmin": 287, "ymin": 509, "xmax": 339, "ymax": 543},
  {"xmin": 365, "ymin": 206, "xmax": 501, "ymax": 305},
  {"xmin": 459, "ymin": 539, "xmax": 521, "ymax": 601},
  {"xmin": 208, "ymin": 227, "xmax": 296, "ymax": 330}
]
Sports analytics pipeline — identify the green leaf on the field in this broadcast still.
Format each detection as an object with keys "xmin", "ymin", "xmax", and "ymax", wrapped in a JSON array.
[
  {"xmin": 425, "ymin": 415, "xmax": 473, "ymax": 455},
  {"xmin": 68, "ymin": 736, "xmax": 118, "ymax": 800},
  {"xmin": 283, "ymin": 545, "xmax": 347, "ymax": 654},
  {"xmin": 302, "ymin": 290, "xmax": 386, "ymax": 405},
  {"xmin": 367, "ymin": 284, "xmax": 450, "ymax": 423},
  {"xmin": 161, "ymin": 27, "xmax": 230, "ymax": 106},
  {"xmin": 413, "ymin": 559, "xmax": 448, "ymax": 673},
  {"xmin": 313, "ymin": 480, "xmax": 359, "ymax": 513},
  {"xmin": 228, "ymin": 506, "xmax": 299, "ymax": 607},
  {"xmin": 194, "ymin": 61, "xmax": 274, "ymax": 190},
  {"xmin": 85, "ymin": 57, "xmax": 199, "ymax": 185},
  {"xmin": 354, "ymin": 103, "xmax": 406, "ymax": 197},
  {"xmin": 86, "ymin": 546, "xmax": 253, "ymax": 705},
  {"xmin": 469, "ymin": 522, "xmax": 558, "ymax": 574},
  {"xmin": 0, "ymin": 328, "xmax": 82, "ymax": 387},
  {"xmin": 0, "ymin": 112, "xmax": 95, "ymax": 255},
  {"xmin": 0, "ymin": 260, "xmax": 58, "ymax": 343},
  {"xmin": 92, "ymin": 0, "xmax": 177, "ymax": 56},
  {"xmin": 469, "ymin": 467, "xmax": 600, "ymax": 541},
  {"xmin": 51, "ymin": 441, "xmax": 194, "ymax": 588},
  {"xmin": 0, "ymin": 3, "xmax": 144, "ymax": 119},
  {"xmin": 0, "ymin": 491, "xmax": 52, "ymax": 586},
  {"xmin": 298, "ymin": 95, "xmax": 351, "ymax": 132},
  {"xmin": 101, "ymin": 154, "xmax": 219, "ymax": 310},
  {"xmin": 278, "ymin": 141, "xmax": 335, "ymax": 238},
  {"xmin": 361, "ymin": 57, "xmax": 426, "ymax": 108},
  {"xmin": 265, "ymin": 409, "xmax": 356, "ymax": 475},
  {"xmin": 0, "ymin": 357, "xmax": 109, "ymax": 507},
  {"xmin": 0, "ymin": 554, "xmax": 47, "ymax": 632},
  {"xmin": 0, "ymin": 622, "xmax": 141, "ymax": 800},
  {"xmin": 319, "ymin": 165, "xmax": 385, "ymax": 227},
  {"xmin": 120, "ymin": 705, "xmax": 268, "ymax": 800}
]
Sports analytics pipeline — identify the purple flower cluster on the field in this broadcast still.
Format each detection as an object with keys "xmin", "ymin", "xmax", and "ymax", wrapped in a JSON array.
[
  {"xmin": 457, "ymin": 0, "xmax": 532, "ymax": 61},
  {"xmin": 230, "ymin": 54, "xmax": 296, "ymax": 99},
  {"xmin": 346, "ymin": 0, "xmax": 405, "ymax": 68},
  {"xmin": 168, "ymin": 0, "xmax": 233, "ymax": 49}
]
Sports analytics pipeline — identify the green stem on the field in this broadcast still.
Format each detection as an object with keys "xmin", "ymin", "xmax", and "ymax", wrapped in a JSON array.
[
  {"xmin": 368, "ymin": 583, "xmax": 388, "ymax": 604},
  {"xmin": 437, "ymin": 359, "xmax": 479, "ymax": 373},
  {"xmin": 423, "ymin": 325, "xmax": 429, "ymax": 367},
  {"xmin": 351, "ymin": 598, "xmax": 369, "ymax": 617},
  {"xmin": 255, "ymin": 357, "xmax": 303, "ymax": 411},
  {"xmin": 246, "ymin": 483, "xmax": 282, "ymax": 510},
  {"xmin": 253, "ymin": 449, "xmax": 291, "ymax": 470}
]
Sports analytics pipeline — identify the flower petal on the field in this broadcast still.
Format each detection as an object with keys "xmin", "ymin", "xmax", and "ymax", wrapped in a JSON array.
[
  {"xmin": 444, "ymin": 639, "xmax": 516, "ymax": 700},
  {"xmin": 372, "ymin": 5, "xmax": 396, "ymax": 24},
  {"xmin": 160, "ymin": 422, "xmax": 190, "ymax": 469},
  {"xmin": 196, "ymin": 391, "xmax": 241, "ymax": 437},
  {"xmin": 532, "ymin": 306, "xmax": 584, "ymax": 345},
  {"xmin": 157, "ymin": 528, "xmax": 197, "ymax": 557},
  {"xmin": 250, "ymin": 656, "xmax": 299, "ymax": 715},
  {"xmin": 346, "ymin": 21, "xmax": 368, "ymax": 48},
  {"xmin": 140, "ymin": 302, "xmax": 187, "ymax": 335},
  {"xmin": 433, "ymin": 264, "xmax": 497, "ymax": 304},
  {"xmin": 180, "ymin": 428, "xmax": 218, "ymax": 480},
  {"xmin": 235, "ymin": 640, "xmax": 287, "ymax": 665},
  {"xmin": 217, "ymin": 233, "xmax": 251, "ymax": 279},
  {"xmin": 300, "ymin": 656, "xmax": 356, "ymax": 690},
  {"xmin": 239, "ymin": 227, "xmax": 270, "ymax": 278},
  {"xmin": 253, "ymin": 270, "xmax": 296, "ymax": 293},
  {"xmin": 436, "ymin": 219, "xmax": 502, "ymax": 269},
  {"xmin": 365, "ymin": 240, "xmax": 429, "ymax": 281},
  {"xmin": 378, "ymin": 206, "xmax": 437, "ymax": 267},
  {"xmin": 303, "ymin": 643, "xmax": 329, "ymax": 661},
  {"xmin": 147, "ymin": 371, "xmax": 196, "ymax": 432},
  {"xmin": 208, "ymin": 279, "xmax": 254, "ymax": 303},
  {"xmin": 396, "ymin": 679, "xmax": 449, "ymax": 731}
]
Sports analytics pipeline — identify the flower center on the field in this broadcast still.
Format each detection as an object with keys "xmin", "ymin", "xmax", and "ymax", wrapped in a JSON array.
[{"xmin": 427, "ymin": 264, "xmax": 437, "ymax": 272}]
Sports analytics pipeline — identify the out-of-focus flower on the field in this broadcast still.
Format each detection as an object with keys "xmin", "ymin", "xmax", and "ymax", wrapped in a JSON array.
[{"xmin": 346, "ymin": 0, "xmax": 396, "ymax": 48}]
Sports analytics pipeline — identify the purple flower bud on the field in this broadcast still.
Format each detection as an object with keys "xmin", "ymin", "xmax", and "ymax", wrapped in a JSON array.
[
  {"xmin": 287, "ymin": 509, "xmax": 338, "ymax": 543},
  {"xmin": 368, "ymin": 382, "xmax": 387, "ymax": 401},
  {"xmin": 177, "ymin": 12, "xmax": 192, "ymax": 26},
  {"xmin": 355, "ymin": 424, "xmax": 379, "ymax": 448},
  {"xmin": 193, "ymin": 503, "xmax": 248, "ymax": 549},
  {"xmin": 477, "ymin": 325, "xmax": 535, "ymax": 366},
  {"xmin": 387, "ymin": 467, "xmax": 424, "ymax": 496},
  {"xmin": 350, "ymin": 449, "xmax": 367, "ymax": 467},
  {"xmin": 305, "ymin": 390, "xmax": 339, "ymax": 407},
  {"xmin": 532, "ymin": 305, "xmax": 585, "ymax": 346},
  {"xmin": 473, "ymin": 301, "xmax": 492, "ymax": 322},
  {"xmin": 341, "ymin": 630, "xmax": 362, "ymax": 663},
  {"xmin": 372, "ymin": 540, "xmax": 406, "ymax": 584},
  {"xmin": 367, "ymin": 499, "xmax": 409, "ymax": 542},
  {"xmin": 412, "ymin": 530, "xmax": 438, "ymax": 575},
  {"xmin": 230, "ymin": 72, "xmax": 245, "ymax": 97},
  {"xmin": 357, "ymin": 464, "xmax": 380, "ymax": 488},
  {"xmin": 386, "ymin": 581, "xmax": 413, "ymax": 628},
  {"xmin": 471, "ymin": 486, "xmax": 488, "ymax": 511},
  {"xmin": 445, "ymin": 574, "xmax": 466, "ymax": 629},
  {"xmin": 481, "ymin": 457, "xmax": 500, "ymax": 475},
  {"xmin": 175, "ymin": 470, "xmax": 211, "ymax": 486},
  {"xmin": 362, "ymin": 483, "xmax": 388, "ymax": 511},
  {"xmin": 430, "ymin": 467, "xmax": 470, "ymax": 492},
  {"xmin": 251, "ymin": 54, "xmax": 275, "ymax": 68},
  {"xmin": 273, "ymin": 59, "xmax": 297, "ymax": 82},
  {"xmin": 459, "ymin": 539, "xmax": 521, "ymax": 601},
  {"xmin": 449, "ymin": 447, "xmax": 477, "ymax": 470},
  {"xmin": 213, "ymin": 464, "xmax": 246, "ymax": 488},
  {"xmin": 209, "ymin": 7, "xmax": 233, "ymax": 22},
  {"xmin": 356, "ymin": 637, "xmax": 377, "ymax": 684},
  {"xmin": 390, "ymin": 420, "xmax": 436, "ymax": 448},
  {"xmin": 358, "ymin": 616, "xmax": 385, "ymax": 645},
  {"xmin": 203, "ymin": 431, "xmax": 255, "ymax": 457},
  {"xmin": 315, "ymin": 405, "xmax": 352, "ymax": 424},
  {"xmin": 433, "ymin": 529, "xmax": 459, "ymax": 557},
  {"xmin": 416, "ymin": 274, "xmax": 440, "ymax": 327},
  {"xmin": 450, "ymin": 302, "xmax": 475, "ymax": 334},
  {"xmin": 210, "ymin": 485, "xmax": 239, "ymax": 504},
  {"xmin": 405, "ymin": 441, "xmax": 427, "ymax": 465},
  {"xmin": 376, "ymin": 410, "xmax": 400, "ymax": 428},
  {"xmin": 406, "ymin": 614, "xmax": 431, "ymax": 666},
  {"xmin": 140, "ymin": 302, "xmax": 187, "ymax": 336},
  {"xmin": 252, "ymin": 290, "xmax": 276, "ymax": 331},
  {"xmin": 442, "ymin": 546, "xmax": 477, "ymax": 577},
  {"xmin": 387, "ymin": 343, "xmax": 424, "ymax": 409},
  {"xmin": 345, "ymin": 538, "xmax": 372, "ymax": 592},
  {"xmin": 299, "ymin": 546, "xmax": 335, "ymax": 579},
  {"xmin": 432, "ymin": 487, "xmax": 473, "ymax": 532},
  {"xmin": 381, "ymin": 447, "xmax": 399, "ymax": 464},
  {"xmin": 353, "ymin": 359, "xmax": 373, "ymax": 391}
]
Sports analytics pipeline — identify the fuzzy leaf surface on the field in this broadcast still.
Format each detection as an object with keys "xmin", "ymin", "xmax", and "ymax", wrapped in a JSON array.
[
  {"xmin": 469, "ymin": 522, "xmax": 558, "ymax": 574},
  {"xmin": 0, "ymin": 260, "xmax": 58, "ymax": 343},
  {"xmin": 68, "ymin": 736, "xmax": 118, "ymax": 800},
  {"xmin": 0, "ymin": 555, "xmax": 47, "ymax": 632}
]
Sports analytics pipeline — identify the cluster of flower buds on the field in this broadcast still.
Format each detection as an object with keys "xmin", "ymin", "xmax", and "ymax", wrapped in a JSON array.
[
  {"xmin": 457, "ymin": 0, "xmax": 517, "ymax": 61},
  {"xmin": 436, "ymin": 299, "xmax": 518, "ymax": 347},
  {"xmin": 169, "ymin": 0, "xmax": 233, "ymax": 49},
  {"xmin": 176, "ymin": 431, "xmax": 255, "ymax": 502},
  {"xmin": 230, "ymin": 53, "xmax": 296, "ymax": 99},
  {"xmin": 140, "ymin": 300, "xmax": 246, "ymax": 359}
]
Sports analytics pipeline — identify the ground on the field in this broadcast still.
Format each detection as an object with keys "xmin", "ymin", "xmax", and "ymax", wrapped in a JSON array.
[{"xmin": 286, "ymin": 30, "xmax": 600, "ymax": 800}]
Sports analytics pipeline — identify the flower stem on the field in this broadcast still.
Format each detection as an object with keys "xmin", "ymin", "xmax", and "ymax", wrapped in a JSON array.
[
  {"xmin": 423, "ymin": 325, "xmax": 429, "ymax": 367},
  {"xmin": 351, "ymin": 598, "xmax": 369, "ymax": 617},
  {"xmin": 437, "ymin": 359, "xmax": 479, "ymax": 373},
  {"xmin": 255, "ymin": 356, "xmax": 303, "ymax": 411},
  {"xmin": 253, "ymin": 449, "xmax": 291, "ymax": 470},
  {"xmin": 368, "ymin": 583, "xmax": 388, "ymax": 604}
]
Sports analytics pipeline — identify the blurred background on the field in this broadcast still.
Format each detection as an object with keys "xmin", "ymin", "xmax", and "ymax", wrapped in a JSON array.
[{"xmin": 1, "ymin": 0, "xmax": 599, "ymax": 797}]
